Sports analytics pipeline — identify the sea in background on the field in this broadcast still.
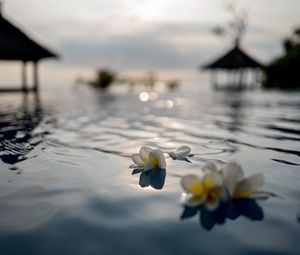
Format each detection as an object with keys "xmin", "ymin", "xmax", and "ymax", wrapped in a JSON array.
[{"xmin": 0, "ymin": 81, "xmax": 300, "ymax": 255}]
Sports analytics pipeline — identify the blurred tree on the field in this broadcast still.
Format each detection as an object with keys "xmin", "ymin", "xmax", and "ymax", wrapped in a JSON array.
[
  {"xmin": 143, "ymin": 71, "xmax": 157, "ymax": 91},
  {"xmin": 89, "ymin": 68, "xmax": 116, "ymax": 90},
  {"xmin": 263, "ymin": 27, "xmax": 300, "ymax": 89},
  {"xmin": 166, "ymin": 80, "xmax": 180, "ymax": 91},
  {"xmin": 80, "ymin": 69, "xmax": 180, "ymax": 92},
  {"xmin": 282, "ymin": 27, "xmax": 300, "ymax": 53}
]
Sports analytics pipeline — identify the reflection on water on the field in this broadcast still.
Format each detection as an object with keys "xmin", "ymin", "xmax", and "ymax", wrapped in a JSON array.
[
  {"xmin": 218, "ymin": 91, "xmax": 245, "ymax": 133},
  {"xmin": 0, "ymin": 93, "xmax": 44, "ymax": 165},
  {"xmin": 181, "ymin": 199, "xmax": 264, "ymax": 231},
  {"xmin": 139, "ymin": 168, "xmax": 166, "ymax": 189}
]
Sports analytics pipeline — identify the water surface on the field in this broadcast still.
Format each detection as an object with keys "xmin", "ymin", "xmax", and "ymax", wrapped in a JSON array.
[{"xmin": 0, "ymin": 84, "xmax": 299, "ymax": 255}]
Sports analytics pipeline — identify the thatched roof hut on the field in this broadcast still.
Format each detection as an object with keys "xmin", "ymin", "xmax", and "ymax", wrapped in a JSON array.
[
  {"xmin": 0, "ymin": 3, "xmax": 58, "ymax": 92},
  {"xmin": 203, "ymin": 45, "xmax": 262, "ymax": 70},
  {"xmin": 202, "ymin": 44, "xmax": 262, "ymax": 89}
]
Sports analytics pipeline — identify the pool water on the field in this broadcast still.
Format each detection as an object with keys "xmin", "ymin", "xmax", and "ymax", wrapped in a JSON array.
[{"xmin": 0, "ymin": 84, "xmax": 299, "ymax": 255}]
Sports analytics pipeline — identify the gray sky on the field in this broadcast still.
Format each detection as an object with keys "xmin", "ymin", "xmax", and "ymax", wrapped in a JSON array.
[{"xmin": 1, "ymin": 0, "xmax": 300, "ymax": 85}]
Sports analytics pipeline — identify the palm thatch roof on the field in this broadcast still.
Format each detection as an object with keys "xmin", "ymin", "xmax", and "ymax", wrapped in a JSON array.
[
  {"xmin": 0, "ymin": 4, "xmax": 57, "ymax": 62},
  {"xmin": 202, "ymin": 45, "xmax": 262, "ymax": 70}
]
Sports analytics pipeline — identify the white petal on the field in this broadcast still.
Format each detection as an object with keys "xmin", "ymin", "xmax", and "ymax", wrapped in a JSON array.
[
  {"xmin": 202, "ymin": 160, "xmax": 218, "ymax": 173},
  {"xmin": 149, "ymin": 149, "xmax": 166, "ymax": 169},
  {"xmin": 181, "ymin": 174, "xmax": 202, "ymax": 193},
  {"xmin": 203, "ymin": 172, "xmax": 223, "ymax": 189},
  {"xmin": 220, "ymin": 161, "xmax": 245, "ymax": 196},
  {"xmin": 132, "ymin": 154, "xmax": 145, "ymax": 166},
  {"xmin": 139, "ymin": 146, "xmax": 152, "ymax": 162},
  {"xmin": 169, "ymin": 152, "xmax": 177, "ymax": 159},
  {"xmin": 173, "ymin": 146, "xmax": 191, "ymax": 159},
  {"xmin": 183, "ymin": 193, "xmax": 207, "ymax": 207},
  {"xmin": 233, "ymin": 173, "xmax": 264, "ymax": 198}
]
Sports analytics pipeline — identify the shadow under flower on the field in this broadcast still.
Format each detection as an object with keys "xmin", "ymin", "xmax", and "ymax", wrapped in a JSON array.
[
  {"xmin": 181, "ymin": 199, "xmax": 264, "ymax": 231},
  {"xmin": 132, "ymin": 168, "xmax": 166, "ymax": 190}
]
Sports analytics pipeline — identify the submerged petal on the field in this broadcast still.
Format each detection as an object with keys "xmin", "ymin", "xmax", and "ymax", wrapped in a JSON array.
[
  {"xmin": 139, "ymin": 146, "xmax": 152, "ymax": 162},
  {"xmin": 221, "ymin": 161, "xmax": 245, "ymax": 196},
  {"xmin": 132, "ymin": 154, "xmax": 145, "ymax": 166},
  {"xmin": 234, "ymin": 173, "xmax": 264, "ymax": 198}
]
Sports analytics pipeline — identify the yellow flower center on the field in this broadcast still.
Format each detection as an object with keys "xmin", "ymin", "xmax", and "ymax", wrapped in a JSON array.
[
  {"xmin": 203, "ymin": 177, "xmax": 214, "ymax": 189},
  {"xmin": 206, "ymin": 187, "xmax": 223, "ymax": 205},
  {"xmin": 149, "ymin": 157, "xmax": 159, "ymax": 168},
  {"xmin": 191, "ymin": 181, "xmax": 205, "ymax": 195}
]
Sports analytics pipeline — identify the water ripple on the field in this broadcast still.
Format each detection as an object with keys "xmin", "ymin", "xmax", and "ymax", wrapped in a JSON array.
[{"xmin": 0, "ymin": 88, "xmax": 300, "ymax": 255}]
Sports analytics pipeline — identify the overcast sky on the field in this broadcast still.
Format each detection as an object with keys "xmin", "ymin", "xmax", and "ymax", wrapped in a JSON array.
[{"xmin": 1, "ymin": 0, "xmax": 300, "ymax": 85}]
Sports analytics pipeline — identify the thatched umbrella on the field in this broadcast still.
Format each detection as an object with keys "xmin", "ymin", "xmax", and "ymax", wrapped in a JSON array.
[
  {"xmin": 0, "ymin": 2, "xmax": 58, "ymax": 92},
  {"xmin": 202, "ymin": 44, "xmax": 262, "ymax": 89}
]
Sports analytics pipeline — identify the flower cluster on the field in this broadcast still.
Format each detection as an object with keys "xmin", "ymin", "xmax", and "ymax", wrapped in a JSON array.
[
  {"xmin": 131, "ymin": 145, "xmax": 191, "ymax": 172},
  {"xmin": 131, "ymin": 145, "xmax": 272, "ymax": 212},
  {"xmin": 181, "ymin": 160, "xmax": 266, "ymax": 211}
]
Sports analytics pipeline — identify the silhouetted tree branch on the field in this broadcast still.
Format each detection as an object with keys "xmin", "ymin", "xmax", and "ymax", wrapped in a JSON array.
[{"xmin": 212, "ymin": 0, "xmax": 250, "ymax": 46}]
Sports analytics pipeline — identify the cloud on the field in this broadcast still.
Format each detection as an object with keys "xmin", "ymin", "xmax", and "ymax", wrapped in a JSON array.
[
  {"xmin": 53, "ymin": 18, "xmax": 282, "ymax": 72},
  {"xmin": 52, "ymin": 21, "xmax": 220, "ymax": 71}
]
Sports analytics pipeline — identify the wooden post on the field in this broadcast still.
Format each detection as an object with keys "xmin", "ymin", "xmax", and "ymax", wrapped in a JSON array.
[
  {"xmin": 228, "ymin": 70, "xmax": 234, "ymax": 87},
  {"xmin": 210, "ymin": 71, "xmax": 216, "ymax": 89},
  {"xmin": 232, "ymin": 69, "xmax": 236, "ymax": 86},
  {"xmin": 33, "ymin": 61, "xmax": 39, "ymax": 92},
  {"xmin": 21, "ymin": 61, "xmax": 27, "ymax": 92},
  {"xmin": 256, "ymin": 69, "xmax": 261, "ymax": 88},
  {"xmin": 213, "ymin": 70, "xmax": 219, "ymax": 90},
  {"xmin": 238, "ymin": 69, "xmax": 243, "ymax": 90},
  {"xmin": 244, "ymin": 69, "xmax": 248, "ymax": 89}
]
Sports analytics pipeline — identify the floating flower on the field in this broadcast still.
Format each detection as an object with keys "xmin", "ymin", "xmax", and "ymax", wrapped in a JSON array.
[
  {"xmin": 132, "ymin": 146, "xmax": 166, "ymax": 172},
  {"xmin": 220, "ymin": 161, "xmax": 264, "ymax": 199},
  {"xmin": 169, "ymin": 146, "xmax": 191, "ymax": 161},
  {"xmin": 201, "ymin": 160, "xmax": 266, "ymax": 200},
  {"xmin": 181, "ymin": 172, "xmax": 225, "ymax": 211}
]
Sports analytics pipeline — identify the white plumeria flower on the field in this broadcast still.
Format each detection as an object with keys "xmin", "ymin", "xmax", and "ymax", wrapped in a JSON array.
[
  {"xmin": 169, "ymin": 146, "xmax": 191, "ymax": 161},
  {"xmin": 132, "ymin": 146, "xmax": 166, "ymax": 171},
  {"xmin": 220, "ymin": 161, "xmax": 264, "ymax": 199},
  {"xmin": 202, "ymin": 160, "xmax": 265, "ymax": 200},
  {"xmin": 181, "ymin": 172, "xmax": 225, "ymax": 211}
]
